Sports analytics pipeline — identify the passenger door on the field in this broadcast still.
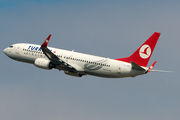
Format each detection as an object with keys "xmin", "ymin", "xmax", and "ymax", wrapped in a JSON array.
[
  {"xmin": 117, "ymin": 63, "xmax": 122, "ymax": 74},
  {"xmin": 15, "ymin": 46, "xmax": 20, "ymax": 54}
]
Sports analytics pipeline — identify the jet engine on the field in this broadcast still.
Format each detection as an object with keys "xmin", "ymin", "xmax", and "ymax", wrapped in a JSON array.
[{"xmin": 34, "ymin": 58, "xmax": 54, "ymax": 70}]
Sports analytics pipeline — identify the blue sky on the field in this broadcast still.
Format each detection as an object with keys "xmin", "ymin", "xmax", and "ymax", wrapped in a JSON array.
[{"xmin": 1, "ymin": 0, "xmax": 180, "ymax": 120}]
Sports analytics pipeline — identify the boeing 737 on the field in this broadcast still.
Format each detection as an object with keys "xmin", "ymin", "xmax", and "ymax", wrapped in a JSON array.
[{"xmin": 3, "ymin": 32, "xmax": 169, "ymax": 78}]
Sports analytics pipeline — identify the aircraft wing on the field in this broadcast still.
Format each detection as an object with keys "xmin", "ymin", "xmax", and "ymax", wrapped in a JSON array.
[{"xmin": 40, "ymin": 34, "xmax": 84, "ymax": 73}]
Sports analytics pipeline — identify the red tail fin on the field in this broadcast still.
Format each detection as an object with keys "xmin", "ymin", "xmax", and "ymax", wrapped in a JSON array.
[{"xmin": 115, "ymin": 32, "xmax": 161, "ymax": 67}]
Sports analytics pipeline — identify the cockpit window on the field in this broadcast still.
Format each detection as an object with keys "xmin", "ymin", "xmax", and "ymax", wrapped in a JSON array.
[{"xmin": 9, "ymin": 46, "xmax": 13, "ymax": 48}]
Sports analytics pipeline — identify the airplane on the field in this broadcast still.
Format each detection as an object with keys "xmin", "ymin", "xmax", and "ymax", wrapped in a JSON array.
[{"xmin": 3, "ymin": 32, "xmax": 171, "ymax": 78}]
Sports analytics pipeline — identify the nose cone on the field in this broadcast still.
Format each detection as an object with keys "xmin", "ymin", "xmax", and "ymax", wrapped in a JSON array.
[
  {"xmin": 3, "ymin": 48, "xmax": 7, "ymax": 55},
  {"xmin": 3, "ymin": 48, "xmax": 11, "ymax": 56}
]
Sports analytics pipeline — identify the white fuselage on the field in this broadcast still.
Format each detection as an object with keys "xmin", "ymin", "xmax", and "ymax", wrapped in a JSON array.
[{"xmin": 4, "ymin": 43, "xmax": 148, "ymax": 78}]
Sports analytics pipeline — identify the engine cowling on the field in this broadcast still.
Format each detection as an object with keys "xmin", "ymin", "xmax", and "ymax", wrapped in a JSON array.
[
  {"xmin": 64, "ymin": 71, "xmax": 83, "ymax": 77},
  {"xmin": 34, "ymin": 58, "xmax": 54, "ymax": 70}
]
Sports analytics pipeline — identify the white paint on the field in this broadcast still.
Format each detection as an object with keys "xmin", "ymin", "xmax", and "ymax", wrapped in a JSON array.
[
  {"xmin": 3, "ymin": 43, "xmax": 148, "ymax": 78},
  {"xmin": 139, "ymin": 44, "xmax": 151, "ymax": 59}
]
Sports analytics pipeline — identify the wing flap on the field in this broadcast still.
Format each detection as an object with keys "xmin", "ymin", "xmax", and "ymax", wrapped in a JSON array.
[{"xmin": 69, "ymin": 63, "xmax": 85, "ymax": 74}]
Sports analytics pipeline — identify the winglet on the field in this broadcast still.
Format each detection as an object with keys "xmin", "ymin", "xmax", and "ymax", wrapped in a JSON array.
[
  {"xmin": 148, "ymin": 61, "xmax": 157, "ymax": 73},
  {"xmin": 41, "ymin": 34, "xmax": 51, "ymax": 47}
]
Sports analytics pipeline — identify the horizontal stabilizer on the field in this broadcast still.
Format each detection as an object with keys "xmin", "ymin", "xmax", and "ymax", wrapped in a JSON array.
[
  {"xmin": 148, "ymin": 61, "xmax": 157, "ymax": 73},
  {"xmin": 150, "ymin": 69, "xmax": 173, "ymax": 73},
  {"xmin": 130, "ymin": 61, "xmax": 146, "ymax": 71}
]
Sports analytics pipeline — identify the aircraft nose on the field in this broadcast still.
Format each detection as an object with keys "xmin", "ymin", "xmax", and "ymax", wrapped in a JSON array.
[
  {"xmin": 3, "ymin": 48, "xmax": 7, "ymax": 54},
  {"xmin": 3, "ymin": 48, "xmax": 9, "ymax": 56}
]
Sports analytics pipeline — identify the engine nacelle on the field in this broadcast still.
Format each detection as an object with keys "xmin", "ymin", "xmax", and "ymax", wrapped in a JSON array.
[
  {"xmin": 34, "ymin": 58, "xmax": 54, "ymax": 70},
  {"xmin": 64, "ymin": 71, "xmax": 83, "ymax": 77}
]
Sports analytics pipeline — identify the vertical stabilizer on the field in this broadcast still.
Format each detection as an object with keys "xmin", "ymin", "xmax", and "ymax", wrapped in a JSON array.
[{"xmin": 115, "ymin": 32, "xmax": 161, "ymax": 67}]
